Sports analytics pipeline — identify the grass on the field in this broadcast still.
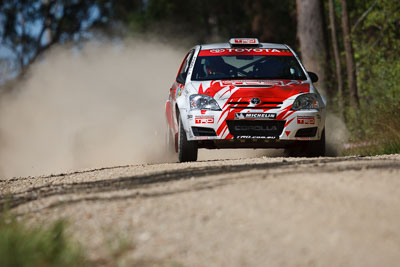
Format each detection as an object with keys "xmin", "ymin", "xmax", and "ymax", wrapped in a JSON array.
[
  {"xmin": 0, "ymin": 211, "xmax": 88, "ymax": 267},
  {"xmin": 0, "ymin": 209, "xmax": 184, "ymax": 267},
  {"xmin": 344, "ymin": 141, "xmax": 400, "ymax": 156}
]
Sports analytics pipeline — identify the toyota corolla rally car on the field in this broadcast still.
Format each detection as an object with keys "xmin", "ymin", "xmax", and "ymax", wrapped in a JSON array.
[{"xmin": 165, "ymin": 38, "xmax": 326, "ymax": 162}]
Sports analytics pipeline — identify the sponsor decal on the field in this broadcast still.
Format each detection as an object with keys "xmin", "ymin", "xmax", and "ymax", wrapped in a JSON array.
[
  {"xmin": 235, "ymin": 113, "xmax": 277, "ymax": 120},
  {"xmin": 297, "ymin": 116, "xmax": 315, "ymax": 125},
  {"xmin": 175, "ymin": 87, "xmax": 182, "ymax": 97},
  {"xmin": 199, "ymin": 48, "xmax": 293, "ymax": 57},
  {"xmin": 230, "ymin": 38, "xmax": 258, "ymax": 44},
  {"xmin": 236, "ymin": 136, "xmax": 277, "ymax": 139},
  {"xmin": 195, "ymin": 116, "xmax": 214, "ymax": 124}
]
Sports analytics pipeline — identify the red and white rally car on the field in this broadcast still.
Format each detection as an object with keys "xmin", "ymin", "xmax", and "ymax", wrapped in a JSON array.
[{"xmin": 165, "ymin": 38, "xmax": 326, "ymax": 162}]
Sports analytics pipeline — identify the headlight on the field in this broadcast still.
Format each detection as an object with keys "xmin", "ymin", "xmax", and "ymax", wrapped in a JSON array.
[
  {"xmin": 291, "ymin": 93, "xmax": 319, "ymax": 110},
  {"xmin": 190, "ymin": 94, "xmax": 221, "ymax": 111}
]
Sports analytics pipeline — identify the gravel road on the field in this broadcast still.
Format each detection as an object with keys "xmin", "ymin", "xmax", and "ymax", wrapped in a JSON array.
[{"xmin": 1, "ymin": 154, "xmax": 400, "ymax": 266}]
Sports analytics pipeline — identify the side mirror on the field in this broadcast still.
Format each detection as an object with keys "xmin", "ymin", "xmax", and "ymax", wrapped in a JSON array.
[
  {"xmin": 176, "ymin": 73, "xmax": 186, "ymax": 84},
  {"xmin": 308, "ymin": 72, "xmax": 319, "ymax": 83}
]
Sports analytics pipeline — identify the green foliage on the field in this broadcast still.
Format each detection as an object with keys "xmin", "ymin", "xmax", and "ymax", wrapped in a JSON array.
[
  {"xmin": 352, "ymin": 0, "xmax": 400, "ymax": 103},
  {"xmin": 341, "ymin": 0, "xmax": 400, "ymax": 155},
  {"xmin": 113, "ymin": 0, "xmax": 297, "ymax": 45},
  {"xmin": 0, "ymin": 213, "xmax": 88, "ymax": 267}
]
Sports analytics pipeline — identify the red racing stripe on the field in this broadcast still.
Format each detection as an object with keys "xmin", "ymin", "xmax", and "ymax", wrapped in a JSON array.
[
  {"xmin": 277, "ymin": 105, "xmax": 292, "ymax": 120},
  {"xmin": 282, "ymin": 110, "xmax": 295, "ymax": 121},
  {"xmin": 285, "ymin": 117, "xmax": 295, "ymax": 127}
]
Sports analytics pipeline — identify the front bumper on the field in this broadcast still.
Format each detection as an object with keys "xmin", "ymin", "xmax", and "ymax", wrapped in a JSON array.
[{"xmin": 184, "ymin": 108, "xmax": 325, "ymax": 144}]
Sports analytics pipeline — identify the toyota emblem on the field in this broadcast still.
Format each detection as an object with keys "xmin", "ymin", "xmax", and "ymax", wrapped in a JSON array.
[{"xmin": 250, "ymin": 98, "xmax": 261, "ymax": 105}]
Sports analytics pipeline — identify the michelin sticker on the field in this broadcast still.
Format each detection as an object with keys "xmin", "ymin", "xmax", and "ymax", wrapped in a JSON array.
[{"xmin": 235, "ymin": 113, "xmax": 276, "ymax": 120}]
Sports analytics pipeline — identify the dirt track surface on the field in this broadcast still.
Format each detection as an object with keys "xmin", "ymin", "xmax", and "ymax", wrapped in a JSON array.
[{"xmin": 2, "ymin": 154, "xmax": 400, "ymax": 266}]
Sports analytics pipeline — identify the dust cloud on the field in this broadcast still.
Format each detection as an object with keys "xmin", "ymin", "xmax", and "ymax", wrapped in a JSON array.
[
  {"xmin": 0, "ymin": 40, "xmax": 186, "ymax": 178},
  {"xmin": 325, "ymin": 112, "xmax": 349, "ymax": 156}
]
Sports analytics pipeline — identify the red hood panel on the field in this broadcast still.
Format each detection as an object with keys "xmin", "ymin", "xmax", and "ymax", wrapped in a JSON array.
[
  {"xmin": 229, "ymin": 88, "xmax": 305, "ymax": 100},
  {"xmin": 199, "ymin": 80, "xmax": 310, "ymax": 101}
]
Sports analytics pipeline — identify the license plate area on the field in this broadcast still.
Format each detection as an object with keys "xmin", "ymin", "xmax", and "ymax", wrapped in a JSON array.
[{"xmin": 226, "ymin": 120, "xmax": 285, "ymax": 139}]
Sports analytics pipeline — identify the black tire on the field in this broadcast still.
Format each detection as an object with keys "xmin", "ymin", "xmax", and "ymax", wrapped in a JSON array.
[
  {"xmin": 178, "ymin": 118, "xmax": 198, "ymax": 162},
  {"xmin": 307, "ymin": 129, "xmax": 326, "ymax": 157},
  {"xmin": 285, "ymin": 129, "xmax": 326, "ymax": 157}
]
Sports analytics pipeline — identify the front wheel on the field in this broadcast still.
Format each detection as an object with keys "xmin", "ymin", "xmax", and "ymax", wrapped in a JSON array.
[
  {"xmin": 307, "ymin": 129, "xmax": 326, "ymax": 157},
  {"xmin": 285, "ymin": 129, "xmax": 326, "ymax": 157},
  {"xmin": 178, "ymin": 118, "xmax": 198, "ymax": 162}
]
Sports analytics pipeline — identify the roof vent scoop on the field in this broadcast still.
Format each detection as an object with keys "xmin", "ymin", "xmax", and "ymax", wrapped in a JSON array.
[{"xmin": 229, "ymin": 38, "xmax": 260, "ymax": 47}]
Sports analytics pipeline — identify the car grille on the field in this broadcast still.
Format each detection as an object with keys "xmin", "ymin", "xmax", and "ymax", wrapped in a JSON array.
[
  {"xmin": 228, "ymin": 101, "xmax": 283, "ymax": 109},
  {"xmin": 228, "ymin": 101, "xmax": 282, "ymax": 105},
  {"xmin": 226, "ymin": 120, "xmax": 285, "ymax": 138}
]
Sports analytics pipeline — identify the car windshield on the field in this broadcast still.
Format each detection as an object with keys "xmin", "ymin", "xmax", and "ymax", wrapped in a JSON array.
[{"xmin": 191, "ymin": 53, "xmax": 306, "ymax": 81}]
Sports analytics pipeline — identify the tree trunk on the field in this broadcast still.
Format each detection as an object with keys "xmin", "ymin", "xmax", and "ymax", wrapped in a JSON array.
[
  {"xmin": 296, "ymin": 0, "xmax": 328, "ymax": 96},
  {"xmin": 328, "ymin": 0, "xmax": 344, "ymax": 117},
  {"xmin": 340, "ymin": 0, "xmax": 360, "ymax": 107}
]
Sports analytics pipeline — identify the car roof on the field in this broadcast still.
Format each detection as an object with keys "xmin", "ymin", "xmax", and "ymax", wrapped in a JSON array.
[{"xmin": 199, "ymin": 42, "xmax": 289, "ymax": 50}]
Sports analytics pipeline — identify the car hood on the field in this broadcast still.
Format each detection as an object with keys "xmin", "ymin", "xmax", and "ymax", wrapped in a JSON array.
[{"xmin": 188, "ymin": 80, "xmax": 311, "ymax": 102}]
